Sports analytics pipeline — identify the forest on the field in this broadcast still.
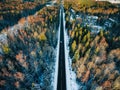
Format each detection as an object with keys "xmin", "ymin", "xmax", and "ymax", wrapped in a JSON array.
[
  {"xmin": 64, "ymin": 0, "xmax": 120, "ymax": 89},
  {"xmin": 0, "ymin": 1, "xmax": 59, "ymax": 89},
  {"xmin": 0, "ymin": 0, "xmax": 120, "ymax": 90}
]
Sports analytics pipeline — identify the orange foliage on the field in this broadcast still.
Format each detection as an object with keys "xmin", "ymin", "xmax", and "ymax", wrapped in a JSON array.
[
  {"xmin": 15, "ymin": 51, "xmax": 28, "ymax": 68},
  {"xmin": 14, "ymin": 81, "xmax": 20, "ymax": 88},
  {"xmin": 0, "ymin": 1, "xmax": 38, "ymax": 14},
  {"xmin": 1, "ymin": 68, "xmax": 11, "ymax": 77},
  {"xmin": 16, "ymin": 51, "xmax": 23, "ymax": 61},
  {"xmin": 109, "ymin": 49, "xmax": 120, "ymax": 60},
  {"xmin": 82, "ymin": 70, "xmax": 90, "ymax": 82},
  {"xmin": 0, "ymin": 80, "xmax": 6, "ymax": 86},
  {"xmin": 19, "ymin": 18, "xmax": 26, "ymax": 25},
  {"xmin": 102, "ymin": 81, "xmax": 111, "ymax": 89},
  {"xmin": 14, "ymin": 72, "xmax": 24, "ymax": 81},
  {"xmin": 27, "ymin": 15, "xmax": 45, "ymax": 24}
]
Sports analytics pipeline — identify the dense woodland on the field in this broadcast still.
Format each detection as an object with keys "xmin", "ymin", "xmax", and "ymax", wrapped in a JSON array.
[
  {"xmin": 64, "ymin": 0, "xmax": 120, "ymax": 25},
  {"xmin": 0, "ymin": 0, "xmax": 52, "ymax": 30},
  {"xmin": 0, "ymin": 0, "xmax": 120, "ymax": 90},
  {"xmin": 64, "ymin": 0, "xmax": 120, "ymax": 89},
  {"xmin": 0, "ymin": 5, "xmax": 59, "ymax": 89}
]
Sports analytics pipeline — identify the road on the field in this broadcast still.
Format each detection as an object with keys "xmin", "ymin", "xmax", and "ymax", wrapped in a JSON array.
[{"xmin": 57, "ymin": 4, "xmax": 66, "ymax": 90}]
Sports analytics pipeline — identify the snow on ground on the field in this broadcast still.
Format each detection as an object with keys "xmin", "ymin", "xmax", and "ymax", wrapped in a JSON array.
[
  {"xmin": 53, "ymin": 0, "xmax": 57, "ymax": 4},
  {"xmin": 63, "ymin": 11, "xmax": 79, "ymax": 90},
  {"xmin": 70, "ymin": 15, "xmax": 74, "ymax": 21},
  {"xmin": 0, "ymin": 19, "xmax": 27, "ymax": 45},
  {"xmin": 0, "ymin": 33, "xmax": 7, "ymax": 45},
  {"xmin": 0, "ymin": 7, "xmax": 59, "ymax": 90},
  {"xmin": 46, "ymin": 0, "xmax": 57, "ymax": 7}
]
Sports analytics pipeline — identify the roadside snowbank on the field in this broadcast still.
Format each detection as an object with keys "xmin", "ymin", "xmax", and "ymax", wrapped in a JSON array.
[{"xmin": 63, "ymin": 12, "xmax": 79, "ymax": 90}]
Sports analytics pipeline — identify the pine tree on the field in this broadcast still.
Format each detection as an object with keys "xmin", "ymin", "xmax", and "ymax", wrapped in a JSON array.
[
  {"xmin": 73, "ymin": 50, "xmax": 79, "ymax": 63},
  {"xmin": 71, "ymin": 40, "xmax": 76, "ymax": 53},
  {"xmin": 38, "ymin": 32, "xmax": 47, "ymax": 41}
]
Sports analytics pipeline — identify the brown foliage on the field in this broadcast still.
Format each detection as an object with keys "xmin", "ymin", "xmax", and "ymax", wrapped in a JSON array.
[
  {"xmin": 19, "ymin": 18, "xmax": 26, "ymax": 25},
  {"xmin": 14, "ymin": 72, "xmax": 24, "ymax": 81},
  {"xmin": 102, "ymin": 81, "xmax": 111, "ymax": 89},
  {"xmin": 82, "ymin": 70, "xmax": 90, "ymax": 82},
  {"xmin": 0, "ymin": 80, "xmax": 6, "ymax": 86},
  {"xmin": 14, "ymin": 81, "xmax": 20, "ymax": 88},
  {"xmin": 0, "ymin": 55, "xmax": 3, "ymax": 63}
]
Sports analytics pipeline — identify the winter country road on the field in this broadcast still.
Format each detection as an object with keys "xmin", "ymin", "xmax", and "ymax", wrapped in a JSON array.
[
  {"xmin": 56, "ymin": 1, "xmax": 79, "ymax": 90},
  {"xmin": 57, "ymin": 3, "xmax": 66, "ymax": 90}
]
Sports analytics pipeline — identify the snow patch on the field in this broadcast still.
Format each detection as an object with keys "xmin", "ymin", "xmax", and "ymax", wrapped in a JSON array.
[{"xmin": 63, "ymin": 11, "xmax": 79, "ymax": 90}]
